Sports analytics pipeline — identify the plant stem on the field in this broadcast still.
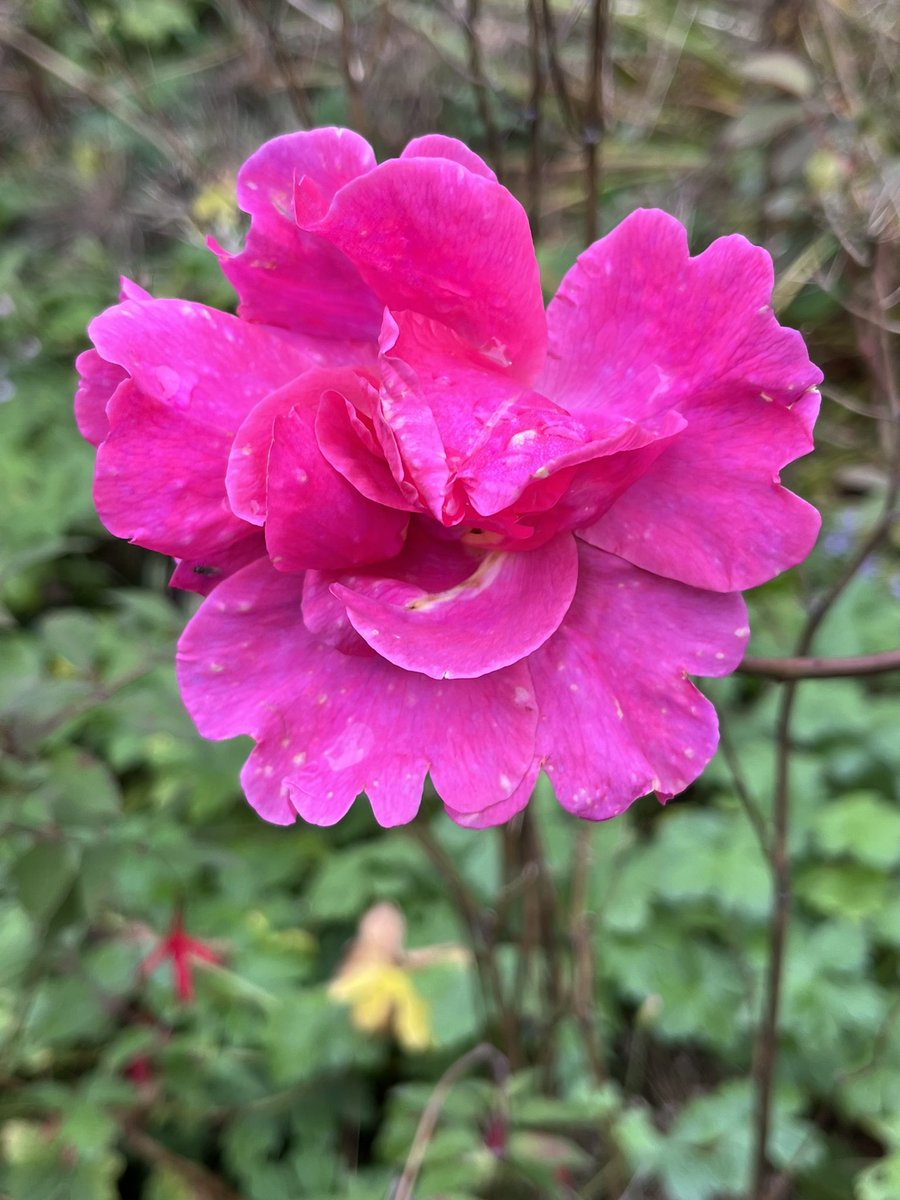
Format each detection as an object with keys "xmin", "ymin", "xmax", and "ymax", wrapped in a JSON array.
[
  {"xmin": 740, "ymin": 648, "xmax": 900, "ymax": 679},
  {"xmin": 392, "ymin": 1043, "xmax": 508, "ymax": 1200},
  {"xmin": 584, "ymin": 0, "xmax": 609, "ymax": 244},
  {"xmin": 750, "ymin": 242, "xmax": 900, "ymax": 1200}
]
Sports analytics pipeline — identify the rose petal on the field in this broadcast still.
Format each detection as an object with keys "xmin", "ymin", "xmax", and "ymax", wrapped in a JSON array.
[
  {"xmin": 169, "ymin": 534, "xmax": 266, "ymax": 596},
  {"xmin": 176, "ymin": 559, "xmax": 539, "ymax": 826},
  {"xmin": 74, "ymin": 349, "xmax": 126, "ymax": 446},
  {"xmin": 529, "ymin": 542, "xmax": 749, "ymax": 820},
  {"xmin": 90, "ymin": 298, "xmax": 313, "ymax": 428},
  {"xmin": 541, "ymin": 208, "xmax": 821, "ymax": 417},
  {"xmin": 332, "ymin": 530, "xmax": 579, "ymax": 679},
  {"xmin": 94, "ymin": 381, "xmax": 255, "ymax": 558},
  {"xmin": 265, "ymin": 393, "xmax": 409, "ymax": 572},
  {"xmin": 214, "ymin": 127, "xmax": 382, "ymax": 341},
  {"xmin": 225, "ymin": 367, "xmax": 384, "ymax": 526},
  {"xmin": 90, "ymin": 299, "xmax": 313, "ymax": 559},
  {"xmin": 581, "ymin": 389, "xmax": 821, "ymax": 590},
  {"xmin": 445, "ymin": 759, "xmax": 540, "ymax": 828},
  {"xmin": 315, "ymin": 385, "xmax": 419, "ymax": 511},
  {"xmin": 540, "ymin": 208, "xmax": 823, "ymax": 589},
  {"xmin": 402, "ymin": 134, "xmax": 498, "ymax": 180},
  {"xmin": 305, "ymin": 157, "xmax": 546, "ymax": 379}
]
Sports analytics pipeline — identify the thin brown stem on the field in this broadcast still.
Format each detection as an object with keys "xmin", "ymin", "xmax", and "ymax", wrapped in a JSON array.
[
  {"xmin": 526, "ymin": 0, "xmax": 545, "ymax": 238},
  {"xmin": 520, "ymin": 807, "xmax": 565, "ymax": 1087},
  {"xmin": 568, "ymin": 825, "xmax": 607, "ymax": 1087},
  {"xmin": 463, "ymin": 0, "xmax": 504, "ymax": 178},
  {"xmin": 0, "ymin": 19, "xmax": 192, "ymax": 168},
  {"xmin": 410, "ymin": 824, "xmax": 521, "ymax": 1068},
  {"xmin": 540, "ymin": 0, "xmax": 579, "ymax": 136},
  {"xmin": 750, "ymin": 246, "xmax": 900, "ymax": 1199},
  {"xmin": 740, "ymin": 648, "xmax": 900, "ymax": 680},
  {"xmin": 583, "ymin": 0, "xmax": 609, "ymax": 244},
  {"xmin": 393, "ymin": 1043, "xmax": 508, "ymax": 1200},
  {"xmin": 717, "ymin": 720, "xmax": 771, "ymax": 861},
  {"xmin": 122, "ymin": 1125, "xmax": 243, "ymax": 1200},
  {"xmin": 335, "ymin": 0, "xmax": 368, "ymax": 136},
  {"xmin": 236, "ymin": 0, "xmax": 313, "ymax": 127}
]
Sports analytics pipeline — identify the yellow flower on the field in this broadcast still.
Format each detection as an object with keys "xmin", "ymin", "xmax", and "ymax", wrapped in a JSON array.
[
  {"xmin": 328, "ymin": 902, "xmax": 468, "ymax": 1053},
  {"xmin": 329, "ymin": 963, "xmax": 432, "ymax": 1052}
]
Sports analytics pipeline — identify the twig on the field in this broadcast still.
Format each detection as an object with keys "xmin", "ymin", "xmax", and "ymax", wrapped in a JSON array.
[
  {"xmin": 462, "ymin": 0, "xmax": 504, "ymax": 178},
  {"xmin": 717, "ymin": 720, "xmax": 771, "ymax": 861},
  {"xmin": 392, "ymin": 1043, "xmax": 509, "ymax": 1200},
  {"xmin": 520, "ymin": 807, "xmax": 565, "ymax": 1088},
  {"xmin": 335, "ymin": 0, "xmax": 368, "ymax": 136},
  {"xmin": 235, "ymin": 0, "xmax": 313, "ymax": 126},
  {"xmin": 122, "ymin": 1124, "xmax": 243, "ymax": 1200},
  {"xmin": 410, "ymin": 824, "xmax": 521, "ymax": 1067},
  {"xmin": 750, "ymin": 244, "xmax": 900, "ymax": 1200},
  {"xmin": 583, "ymin": 0, "xmax": 609, "ymax": 244},
  {"xmin": 739, "ymin": 648, "xmax": 900, "ymax": 680},
  {"xmin": 568, "ymin": 825, "xmax": 607, "ymax": 1086},
  {"xmin": 526, "ymin": 0, "xmax": 545, "ymax": 238},
  {"xmin": 539, "ymin": 0, "xmax": 580, "ymax": 136},
  {"xmin": 0, "ymin": 19, "xmax": 192, "ymax": 168}
]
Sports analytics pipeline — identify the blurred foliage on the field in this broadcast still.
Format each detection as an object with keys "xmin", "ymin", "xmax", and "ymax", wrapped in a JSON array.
[{"xmin": 0, "ymin": 0, "xmax": 899, "ymax": 1197}]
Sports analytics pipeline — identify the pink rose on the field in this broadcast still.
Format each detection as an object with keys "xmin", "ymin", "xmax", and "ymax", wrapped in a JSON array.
[{"xmin": 75, "ymin": 129, "xmax": 821, "ymax": 828}]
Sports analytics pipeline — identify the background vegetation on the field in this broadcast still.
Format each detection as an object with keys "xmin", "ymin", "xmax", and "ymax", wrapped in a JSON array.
[{"xmin": 0, "ymin": 1, "xmax": 898, "ymax": 1197}]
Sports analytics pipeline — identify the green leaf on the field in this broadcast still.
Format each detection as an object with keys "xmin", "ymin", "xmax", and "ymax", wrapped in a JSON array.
[
  {"xmin": 812, "ymin": 793, "xmax": 900, "ymax": 868},
  {"xmin": 857, "ymin": 1151, "xmax": 900, "ymax": 1200},
  {"xmin": 796, "ymin": 864, "xmax": 890, "ymax": 921},
  {"xmin": 12, "ymin": 841, "xmax": 80, "ymax": 923}
]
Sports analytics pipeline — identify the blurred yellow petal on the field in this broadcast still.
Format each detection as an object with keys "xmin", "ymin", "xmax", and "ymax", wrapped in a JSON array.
[{"xmin": 329, "ymin": 964, "xmax": 432, "ymax": 1051}]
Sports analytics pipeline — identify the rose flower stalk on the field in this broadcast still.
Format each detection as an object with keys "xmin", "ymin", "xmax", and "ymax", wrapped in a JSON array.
[{"xmin": 75, "ymin": 130, "xmax": 821, "ymax": 829}]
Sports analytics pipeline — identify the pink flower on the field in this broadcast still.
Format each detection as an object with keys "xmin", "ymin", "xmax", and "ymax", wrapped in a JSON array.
[{"xmin": 75, "ymin": 129, "xmax": 821, "ymax": 829}]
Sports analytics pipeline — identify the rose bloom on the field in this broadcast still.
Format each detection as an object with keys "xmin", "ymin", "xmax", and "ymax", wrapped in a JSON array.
[{"xmin": 75, "ymin": 130, "xmax": 821, "ymax": 829}]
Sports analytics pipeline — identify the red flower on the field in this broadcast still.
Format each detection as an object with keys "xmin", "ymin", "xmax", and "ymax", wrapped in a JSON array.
[
  {"xmin": 140, "ymin": 912, "xmax": 220, "ymax": 1003},
  {"xmin": 483, "ymin": 1113, "xmax": 507, "ymax": 1157}
]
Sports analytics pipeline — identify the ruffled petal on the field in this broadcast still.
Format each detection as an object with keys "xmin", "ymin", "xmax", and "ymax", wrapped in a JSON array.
[
  {"xmin": 315, "ymin": 385, "xmax": 419, "ymax": 511},
  {"xmin": 541, "ymin": 208, "xmax": 821, "ymax": 417},
  {"xmin": 264, "ymin": 388, "xmax": 409, "ymax": 572},
  {"xmin": 461, "ymin": 406, "xmax": 685, "ymax": 521},
  {"xmin": 225, "ymin": 366, "xmax": 384, "ymax": 526},
  {"xmin": 90, "ymin": 299, "xmax": 313, "ymax": 559},
  {"xmin": 74, "ymin": 349, "xmax": 125, "ymax": 446},
  {"xmin": 332, "ymin": 530, "xmax": 579, "ymax": 679},
  {"xmin": 445, "ymin": 759, "xmax": 540, "ymax": 828},
  {"xmin": 169, "ymin": 533, "xmax": 266, "ymax": 596},
  {"xmin": 305, "ymin": 157, "xmax": 547, "ymax": 380},
  {"xmin": 529, "ymin": 542, "xmax": 749, "ymax": 820},
  {"xmin": 89, "ymin": 298, "xmax": 314, "ymax": 428},
  {"xmin": 582, "ymin": 389, "xmax": 821, "ymax": 590},
  {"xmin": 401, "ymin": 134, "xmax": 497, "ymax": 181},
  {"xmin": 540, "ymin": 208, "xmax": 822, "ymax": 590},
  {"xmin": 214, "ymin": 127, "xmax": 382, "ymax": 341},
  {"xmin": 176, "ymin": 559, "xmax": 539, "ymax": 826}
]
